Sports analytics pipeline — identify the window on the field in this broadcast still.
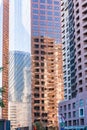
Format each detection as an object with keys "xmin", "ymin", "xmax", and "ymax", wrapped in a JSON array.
[
  {"xmin": 78, "ymin": 58, "xmax": 81, "ymax": 63},
  {"xmin": 47, "ymin": 5, "xmax": 52, "ymax": 9},
  {"xmin": 33, "ymin": 15, "xmax": 38, "ymax": 19},
  {"xmin": 54, "ymin": 1, "xmax": 59, "ymax": 5},
  {"xmin": 79, "ymin": 87, "xmax": 83, "ymax": 92},
  {"xmin": 47, "ymin": 16, "xmax": 52, "ymax": 20},
  {"xmin": 41, "ymin": 69, "xmax": 44, "ymax": 72},
  {"xmin": 78, "ymin": 50, "xmax": 81, "ymax": 56},
  {"xmin": 64, "ymin": 105, "xmax": 66, "ymax": 111},
  {"xmin": 80, "ymin": 119, "xmax": 84, "ymax": 125},
  {"xmin": 34, "ymin": 44, "xmax": 39, "ymax": 48},
  {"xmin": 35, "ymin": 62, "xmax": 39, "ymax": 67},
  {"xmin": 34, "ymin": 50, "xmax": 39, "ymax": 54},
  {"xmin": 40, "ymin": 0, "xmax": 45, "ymax": 3},
  {"xmin": 78, "ymin": 65, "xmax": 82, "ymax": 70},
  {"xmin": 68, "ymin": 120, "xmax": 72, "ymax": 126},
  {"xmin": 73, "ymin": 120, "xmax": 76, "ymax": 126},
  {"xmin": 34, "ymin": 100, "xmax": 40, "ymax": 103},
  {"xmin": 34, "ymin": 93, "xmax": 40, "ymax": 98},
  {"xmin": 68, "ymin": 104, "xmax": 71, "ymax": 110},
  {"xmin": 40, "ymin": 10, "xmax": 45, "ymax": 15},
  {"xmin": 79, "ymin": 99, "xmax": 84, "ymax": 106},
  {"xmin": 33, "ymin": 10, "xmax": 38, "ymax": 14},
  {"xmin": 79, "ymin": 80, "xmax": 82, "ymax": 85},
  {"xmin": 41, "ymin": 63, "xmax": 44, "ymax": 66},
  {"xmin": 47, "ymin": 11, "xmax": 52, "ymax": 15},
  {"xmin": 68, "ymin": 112, "xmax": 71, "ymax": 118},
  {"xmin": 41, "ymin": 81, "xmax": 45, "ymax": 85},
  {"xmin": 35, "ymin": 74, "xmax": 39, "ymax": 78},
  {"xmin": 40, "ymin": 5, "xmax": 45, "ymax": 9},
  {"xmin": 79, "ymin": 108, "xmax": 84, "ymax": 117},
  {"xmin": 73, "ymin": 111, "xmax": 76, "ymax": 117},
  {"xmin": 32, "ymin": 4, "xmax": 38, "ymax": 8},
  {"xmin": 78, "ymin": 72, "xmax": 82, "ymax": 78},
  {"xmin": 47, "ymin": 0, "xmax": 52, "ymax": 4},
  {"xmin": 40, "ymin": 16, "xmax": 46, "ymax": 20},
  {"xmin": 72, "ymin": 102, "xmax": 75, "ymax": 109},
  {"xmin": 54, "ymin": 6, "xmax": 59, "ymax": 10},
  {"xmin": 33, "ymin": 0, "xmax": 38, "ymax": 2}
]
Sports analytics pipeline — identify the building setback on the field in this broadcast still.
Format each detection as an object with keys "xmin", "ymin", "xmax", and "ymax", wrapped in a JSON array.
[
  {"xmin": 2, "ymin": 0, "xmax": 9, "ymax": 120},
  {"xmin": 59, "ymin": 0, "xmax": 87, "ymax": 129}
]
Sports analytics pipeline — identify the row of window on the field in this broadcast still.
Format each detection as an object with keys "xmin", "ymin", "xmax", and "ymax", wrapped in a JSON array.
[
  {"xmin": 64, "ymin": 118, "xmax": 84, "ymax": 127},
  {"xmin": 32, "ymin": 15, "xmax": 61, "ymax": 22},
  {"xmin": 32, "ymin": 0, "xmax": 60, "ymax": 5},
  {"xmin": 60, "ymin": 108, "xmax": 84, "ymax": 120},
  {"xmin": 33, "ymin": 9, "xmax": 60, "ymax": 15},
  {"xmin": 33, "ymin": 4, "xmax": 60, "ymax": 10},
  {"xmin": 60, "ymin": 99, "xmax": 85, "ymax": 111}
]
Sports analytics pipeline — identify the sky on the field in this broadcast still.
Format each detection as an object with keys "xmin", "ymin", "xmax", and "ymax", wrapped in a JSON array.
[
  {"xmin": 0, "ymin": 0, "xmax": 2, "ymax": 5},
  {"xmin": 9, "ymin": 0, "xmax": 31, "ymax": 53}
]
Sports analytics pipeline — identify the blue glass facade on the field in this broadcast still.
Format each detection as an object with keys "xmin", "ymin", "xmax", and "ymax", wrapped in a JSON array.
[{"xmin": 9, "ymin": 51, "xmax": 31, "ymax": 102}]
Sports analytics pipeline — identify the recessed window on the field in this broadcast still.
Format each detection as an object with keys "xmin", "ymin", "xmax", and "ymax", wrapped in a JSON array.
[
  {"xmin": 68, "ymin": 104, "xmax": 71, "ymax": 110},
  {"xmin": 79, "ymin": 87, "xmax": 83, "ymax": 92},
  {"xmin": 78, "ymin": 65, "xmax": 82, "ymax": 70},
  {"xmin": 79, "ymin": 108, "xmax": 84, "ymax": 117},
  {"xmin": 78, "ymin": 58, "xmax": 81, "ymax": 63},
  {"xmin": 78, "ymin": 72, "xmax": 82, "ymax": 78},
  {"xmin": 73, "ymin": 102, "xmax": 76, "ymax": 109},
  {"xmin": 78, "ymin": 51, "xmax": 81, "ymax": 56}
]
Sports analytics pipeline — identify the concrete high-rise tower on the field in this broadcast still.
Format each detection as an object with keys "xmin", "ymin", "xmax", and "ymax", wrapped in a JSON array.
[{"xmin": 59, "ymin": 0, "xmax": 87, "ymax": 129}]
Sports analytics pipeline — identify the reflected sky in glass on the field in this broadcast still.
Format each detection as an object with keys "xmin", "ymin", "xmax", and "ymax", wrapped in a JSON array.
[{"xmin": 9, "ymin": 0, "xmax": 31, "ymax": 53}]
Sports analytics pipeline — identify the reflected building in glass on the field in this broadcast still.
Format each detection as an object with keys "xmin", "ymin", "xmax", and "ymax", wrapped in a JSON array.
[
  {"xmin": 9, "ymin": 51, "xmax": 31, "ymax": 102},
  {"xmin": 31, "ymin": 0, "xmax": 63, "ymax": 129}
]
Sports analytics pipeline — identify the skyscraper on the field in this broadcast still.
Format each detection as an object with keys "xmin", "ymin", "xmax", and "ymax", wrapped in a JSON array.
[
  {"xmin": 9, "ymin": 51, "xmax": 31, "ymax": 102},
  {"xmin": 31, "ymin": 0, "xmax": 62, "ymax": 43},
  {"xmin": 8, "ymin": 51, "xmax": 31, "ymax": 129},
  {"xmin": 31, "ymin": 0, "xmax": 63, "ymax": 128},
  {"xmin": 59, "ymin": 0, "xmax": 87, "ymax": 129},
  {"xmin": 61, "ymin": 0, "xmax": 76, "ymax": 100},
  {"xmin": 2, "ymin": 0, "xmax": 9, "ymax": 120}
]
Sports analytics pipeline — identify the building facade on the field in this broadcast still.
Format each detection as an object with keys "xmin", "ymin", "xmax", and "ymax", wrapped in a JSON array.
[
  {"xmin": 8, "ymin": 51, "xmax": 31, "ymax": 129},
  {"xmin": 31, "ymin": 36, "xmax": 64, "ymax": 129},
  {"xmin": 2, "ymin": 0, "xmax": 9, "ymax": 120},
  {"xmin": 9, "ymin": 51, "xmax": 30, "ymax": 102},
  {"xmin": 31, "ymin": 0, "xmax": 62, "ymax": 43},
  {"xmin": 61, "ymin": 0, "xmax": 76, "ymax": 100},
  {"xmin": 31, "ymin": 0, "xmax": 64, "ymax": 128},
  {"xmin": 59, "ymin": 0, "xmax": 87, "ymax": 129}
]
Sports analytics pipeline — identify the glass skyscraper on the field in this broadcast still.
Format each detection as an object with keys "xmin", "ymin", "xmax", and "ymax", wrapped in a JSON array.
[
  {"xmin": 9, "ymin": 51, "xmax": 31, "ymax": 102},
  {"xmin": 31, "ymin": 0, "xmax": 62, "ymax": 43},
  {"xmin": 31, "ymin": 0, "xmax": 63, "ymax": 129}
]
